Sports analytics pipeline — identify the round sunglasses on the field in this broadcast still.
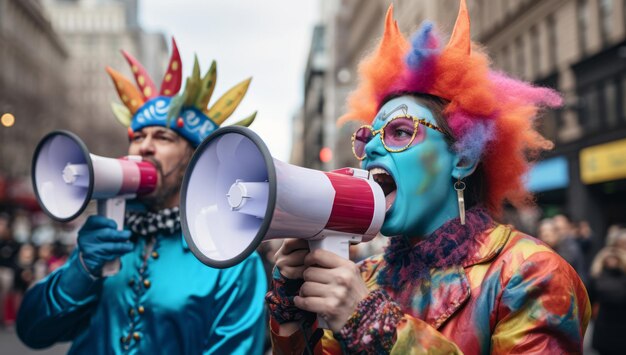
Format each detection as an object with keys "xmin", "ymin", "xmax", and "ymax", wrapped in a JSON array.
[{"xmin": 351, "ymin": 115, "xmax": 449, "ymax": 160}]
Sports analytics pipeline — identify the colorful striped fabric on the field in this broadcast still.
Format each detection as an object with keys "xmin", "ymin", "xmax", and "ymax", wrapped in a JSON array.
[{"xmin": 271, "ymin": 225, "xmax": 590, "ymax": 354}]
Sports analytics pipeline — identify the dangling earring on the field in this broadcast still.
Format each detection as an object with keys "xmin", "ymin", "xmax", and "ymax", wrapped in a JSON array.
[{"xmin": 454, "ymin": 177, "xmax": 466, "ymax": 225}]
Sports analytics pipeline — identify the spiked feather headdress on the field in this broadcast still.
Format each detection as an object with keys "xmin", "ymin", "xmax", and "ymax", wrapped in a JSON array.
[
  {"xmin": 339, "ymin": 0, "xmax": 561, "ymax": 215},
  {"xmin": 106, "ymin": 38, "xmax": 256, "ymax": 147}
]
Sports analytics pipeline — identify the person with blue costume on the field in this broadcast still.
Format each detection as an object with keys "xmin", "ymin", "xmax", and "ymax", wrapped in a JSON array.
[{"xmin": 17, "ymin": 38, "xmax": 267, "ymax": 354}]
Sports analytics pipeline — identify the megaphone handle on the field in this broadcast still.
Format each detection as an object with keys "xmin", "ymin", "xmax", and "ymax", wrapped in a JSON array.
[
  {"xmin": 308, "ymin": 236, "xmax": 351, "ymax": 260},
  {"xmin": 97, "ymin": 197, "xmax": 126, "ymax": 277},
  {"xmin": 308, "ymin": 235, "xmax": 353, "ymax": 329}
]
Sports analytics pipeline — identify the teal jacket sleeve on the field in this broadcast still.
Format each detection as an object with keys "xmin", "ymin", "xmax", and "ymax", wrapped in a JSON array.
[
  {"xmin": 205, "ymin": 252, "xmax": 268, "ymax": 355},
  {"xmin": 16, "ymin": 250, "xmax": 103, "ymax": 349}
]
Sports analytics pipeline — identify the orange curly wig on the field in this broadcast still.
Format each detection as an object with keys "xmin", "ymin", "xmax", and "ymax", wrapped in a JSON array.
[{"xmin": 338, "ymin": 0, "xmax": 560, "ymax": 216}]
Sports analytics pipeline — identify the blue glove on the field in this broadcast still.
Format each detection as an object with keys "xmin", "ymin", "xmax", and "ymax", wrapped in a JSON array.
[{"xmin": 77, "ymin": 215, "xmax": 133, "ymax": 277}]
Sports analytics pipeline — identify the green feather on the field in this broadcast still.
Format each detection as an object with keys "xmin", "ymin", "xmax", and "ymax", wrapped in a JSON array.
[
  {"xmin": 183, "ymin": 55, "xmax": 202, "ymax": 106},
  {"xmin": 194, "ymin": 60, "xmax": 217, "ymax": 110},
  {"xmin": 167, "ymin": 93, "xmax": 185, "ymax": 126},
  {"xmin": 230, "ymin": 111, "xmax": 257, "ymax": 127}
]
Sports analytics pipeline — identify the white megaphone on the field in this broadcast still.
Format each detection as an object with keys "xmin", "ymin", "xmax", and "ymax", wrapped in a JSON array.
[
  {"xmin": 32, "ymin": 130, "xmax": 158, "ymax": 276},
  {"xmin": 180, "ymin": 126, "xmax": 385, "ymax": 327}
]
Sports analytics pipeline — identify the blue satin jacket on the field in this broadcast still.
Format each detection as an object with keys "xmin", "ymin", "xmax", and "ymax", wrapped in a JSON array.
[{"xmin": 16, "ymin": 230, "xmax": 267, "ymax": 354}]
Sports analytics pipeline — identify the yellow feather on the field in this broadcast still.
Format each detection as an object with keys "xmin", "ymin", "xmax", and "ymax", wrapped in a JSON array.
[
  {"xmin": 111, "ymin": 102, "xmax": 132, "ymax": 127},
  {"xmin": 205, "ymin": 77, "xmax": 252, "ymax": 125}
]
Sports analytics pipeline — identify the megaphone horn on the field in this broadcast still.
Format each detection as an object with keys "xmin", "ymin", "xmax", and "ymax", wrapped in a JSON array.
[
  {"xmin": 32, "ymin": 130, "xmax": 158, "ymax": 275},
  {"xmin": 180, "ymin": 126, "xmax": 386, "ymax": 266}
]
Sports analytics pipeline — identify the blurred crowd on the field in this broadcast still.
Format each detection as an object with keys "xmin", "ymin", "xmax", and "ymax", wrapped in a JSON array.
[
  {"xmin": 537, "ymin": 215, "xmax": 626, "ymax": 355},
  {"xmin": 0, "ymin": 211, "xmax": 75, "ymax": 328}
]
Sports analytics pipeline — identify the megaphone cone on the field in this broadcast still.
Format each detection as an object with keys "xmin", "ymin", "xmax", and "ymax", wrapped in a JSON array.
[
  {"xmin": 32, "ymin": 130, "xmax": 94, "ymax": 221},
  {"xmin": 181, "ymin": 126, "xmax": 277, "ymax": 269},
  {"xmin": 181, "ymin": 126, "xmax": 385, "ymax": 269},
  {"xmin": 32, "ymin": 130, "xmax": 158, "ymax": 275}
]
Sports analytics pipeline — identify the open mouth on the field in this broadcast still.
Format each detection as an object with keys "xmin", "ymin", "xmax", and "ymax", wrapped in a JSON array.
[{"xmin": 369, "ymin": 167, "xmax": 397, "ymax": 212}]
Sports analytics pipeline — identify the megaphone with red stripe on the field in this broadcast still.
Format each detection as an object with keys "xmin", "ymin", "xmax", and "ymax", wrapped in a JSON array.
[
  {"xmin": 32, "ymin": 130, "xmax": 157, "ymax": 275},
  {"xmin": 180, "ymin": 126, "xmax": 385, "ymax": 269}
]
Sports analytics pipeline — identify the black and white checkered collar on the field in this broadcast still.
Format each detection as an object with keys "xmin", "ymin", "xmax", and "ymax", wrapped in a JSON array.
[{"xmin": 125, "ymin": 207, "xmax": 181, "ymax": 237}]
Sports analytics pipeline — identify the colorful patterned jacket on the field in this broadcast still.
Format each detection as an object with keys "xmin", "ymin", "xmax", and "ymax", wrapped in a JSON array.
[{"xmin": 270, "ymin": 223, "xmax": 591, "ymax": 354}]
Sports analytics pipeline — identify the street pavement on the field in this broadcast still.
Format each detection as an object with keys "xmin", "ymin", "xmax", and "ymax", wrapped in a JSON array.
[
  {"xmin": 0, "ymin": 320, "xmax": 600, "ymax": 354},
  {"xmin": 0, "ymin": 327, "xmax": 69, "ymax": 355}
]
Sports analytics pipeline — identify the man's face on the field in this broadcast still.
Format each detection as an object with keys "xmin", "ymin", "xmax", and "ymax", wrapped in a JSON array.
[
  {"xmin": 128, "ymin": 126, "xmax": 193, "ymax": 210},
  {"xmin": 360, "ymin": 96, "xmax": 457, "ymax": 238}
]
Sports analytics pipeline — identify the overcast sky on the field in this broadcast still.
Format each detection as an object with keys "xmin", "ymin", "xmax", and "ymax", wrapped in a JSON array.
[{"xmin": 139, "ymin": 0, "xmax": 320, "ymax": 161}]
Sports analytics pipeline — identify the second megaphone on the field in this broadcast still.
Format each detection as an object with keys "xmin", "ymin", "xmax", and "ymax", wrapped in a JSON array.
[
  {"xmin": 32, "ymin": 130, "xmax": 157, "ymax": 275},
  {"xmin": 180, "ymin": 126, "xmax": 385, "ymax": 269}
]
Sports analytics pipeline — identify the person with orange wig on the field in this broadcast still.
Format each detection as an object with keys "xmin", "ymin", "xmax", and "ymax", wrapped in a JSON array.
[{"xmin": 266, "ymin": 1, "xmax": 590, "ymax": 353}]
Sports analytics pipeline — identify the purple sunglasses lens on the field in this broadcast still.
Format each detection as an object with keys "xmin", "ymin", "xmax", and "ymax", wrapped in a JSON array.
[
  {"xmin": 383, "ymin": 117, "xmax": 420, "ymax": 149},
  {"xmin": 353, "ymin": 127, "xmax": 373, "ymax": 157}
]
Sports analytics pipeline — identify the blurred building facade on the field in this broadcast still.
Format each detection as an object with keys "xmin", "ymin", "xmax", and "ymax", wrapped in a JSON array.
[
  {"xmin": 466, "ymin": 0, "xmax": 626, "ymax": 250},
  {"xmin": 41, "ymin": 0, "xmax": 168, "ymax": 157},
  {"xmin": 293, "ymin": 1, "xmax": 336, "ymax": 168},
  {"xmin": 298, "ymin": 0, "xmax": 626, "ymax": 247},
  {"xmin": 0, "ymin": 0, "xmax": 69, "ymax": 179},
  {"xmin": 0, "ymin": 0, "xmax": 167, "ymax": 217},
  {"xmin": 293, "ymin": 24, "xmax": 327, "ymax": 168}
]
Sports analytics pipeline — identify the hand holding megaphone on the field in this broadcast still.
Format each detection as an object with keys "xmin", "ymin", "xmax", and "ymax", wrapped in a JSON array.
[
  {"xmin": 32, "ymin": 130, "xmax": 157, "ymax": 276},
  {"xmin": 180, "ymin": 126, "xmax": 385, "ymax": 328},
  {"xmin": 77, "ymin": 215, "xmax": 134, "ymax": 277},
  {"xmin": 271, "ymin": 238, "xmax": 371, "ymax": 332}
]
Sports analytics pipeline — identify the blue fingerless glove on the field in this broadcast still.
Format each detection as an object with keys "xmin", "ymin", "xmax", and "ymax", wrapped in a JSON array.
[{"xmin": 77, "ymin": 215, "xmax": 133, "ymax": 277}]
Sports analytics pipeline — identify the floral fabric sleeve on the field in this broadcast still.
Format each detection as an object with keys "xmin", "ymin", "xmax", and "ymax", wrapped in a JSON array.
[
  {"xmin": 335, "ymin": 289, "xmax": 463, "ymax": 354},
  {"xmin": 265, "ymin": 266, "xmax": 315, "ymax": 324},
  {"xmin": 270, "ymin": 291, "xmax": 464, "ymax": 355},
  {"xmin": 335, "ymin": 289, "xmax": 402, "ymax": 353},
  {"xmin": 267, "ymin": 266, "xmax": 327, "ymax": 355}
]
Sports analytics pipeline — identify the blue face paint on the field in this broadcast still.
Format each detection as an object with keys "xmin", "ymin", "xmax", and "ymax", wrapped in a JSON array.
[{"xmin": 361, "ymin": 96, "xmax": 460, "ymax": 238}]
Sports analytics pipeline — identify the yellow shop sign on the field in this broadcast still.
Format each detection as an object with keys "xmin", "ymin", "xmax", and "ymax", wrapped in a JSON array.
[{"xmin": 580, "ymin": 138, "xmax": 626, "ymax": 184}]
